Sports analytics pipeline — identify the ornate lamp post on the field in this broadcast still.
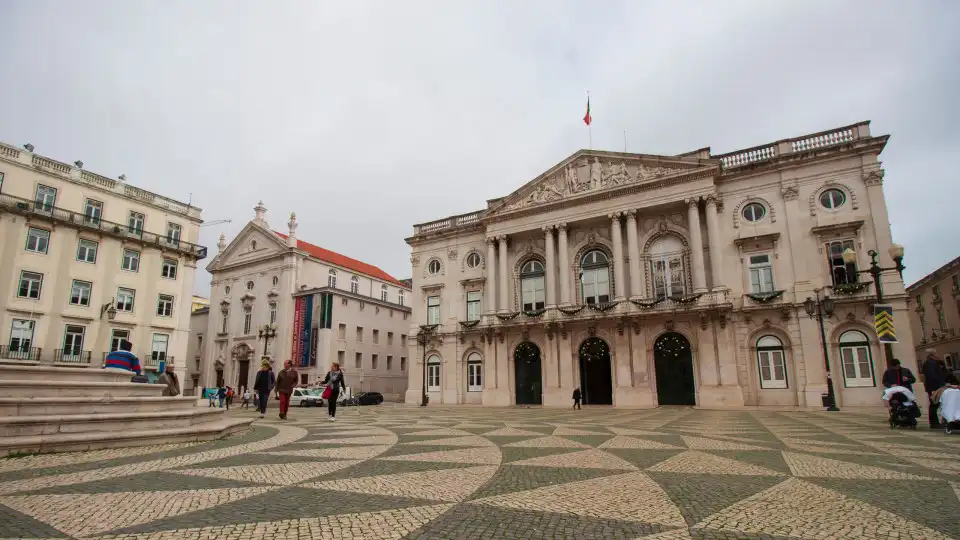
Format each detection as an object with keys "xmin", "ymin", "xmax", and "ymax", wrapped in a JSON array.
[
  {"xmin": 804, "ymin": 290, "xmax": 839, "ymax": 411},
  {"xmin": 417, "ymin": 324, "xmax": 437, "ymax": 407},
  {"xmin": 842, "ymin": 245, "xmax": 906, "ymax": 367},
  {"xmin": 258, "ymin": 324, "xmax": 277, "ymax": 363}
]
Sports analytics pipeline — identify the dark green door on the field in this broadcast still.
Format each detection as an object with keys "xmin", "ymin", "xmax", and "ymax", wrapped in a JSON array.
[
  {"xmin": 654, "ymin": 332, "xmax": 696, "ymax": 405},
  {"xmin": 514, "ymin": 341, "xmax": 542, "ymax": 405}
]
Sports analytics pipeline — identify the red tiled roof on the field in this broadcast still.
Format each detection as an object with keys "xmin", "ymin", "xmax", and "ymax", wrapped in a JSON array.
[{"xmin": 274, "ymin": 232, "xmax": 407, "ymax": 288}]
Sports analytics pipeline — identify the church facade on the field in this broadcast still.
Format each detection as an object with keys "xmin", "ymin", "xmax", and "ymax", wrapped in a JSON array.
[{"xmin": 404, "ymin": 121, "xmax": 917, "ymax": 409}]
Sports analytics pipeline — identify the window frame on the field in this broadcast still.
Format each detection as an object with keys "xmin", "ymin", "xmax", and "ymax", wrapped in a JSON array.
[
  {"xmin": 17, "ymin": 271, "xmax": 43, "ymax": 299},
  {"xmin": 350, "ymin": 276, "xmax": 359, "ymax": 294},
  {"xmin": 328, "ymin": 269, "xmax": 337, "ymax": 288},
  {"xmin": 741, "ymin": 202, "xmax": 766, "ymax": 223},
  {"xmin": 820, "ymin": 188, "xmax": 846, "ymax": 210},
  {"xmin": 35, "ymin": 184, "xmax": 57, "ymax": 213},
  {"xmin": 355, "ymin": 352, "xmax": 362, "ymax": 369},
  {"xmin": 221, "ymin": 309, "xmax": 229, "ymax": 333},
  {"xmin": 128, "ymin": 211, "xmax": 145, "ymax": 235},
  {"xmin": 581, "ymin": 250, "xmax": 611, "ymax": 305},
  {"xmin": 151, "ymin": 333, "xmax": 169, "ymax": 362},
  {"xmin": 398, "ymin": 290, "xmax": 405, "ymax": 306},
  {"xmin": 427, "ymin": 354, "xmax": 441, "ymax": 391},
  {"xmin": 121, "ymin": 249, "xmax": 141, "ymax": 273},
  {"xmin": 110, "ymin": 329, "xmax": 130, "ymax": 352},
  {"xmin": 166, "ymin": 222, "xmax": 182, "ymax": 246},
  {"xmin": 62, "ymin": 324, "xmax": 86, "ymax": 358},
  {"xmin": 427, "ymin": 295, "xmax": 440, "ymax": 325},
  {"xmin": 520, "ymin": 260, "xmax": 546, "ymax": 311},
  {"xmin": 756, "ymin": 335, "xmax": 788, "ymax": 389},
  {"xmin": 70, "ymin": 279, "xmax": 93, "ymax": 307},
  {"xmin": 826, "ymin": 240, "xmax": 858, "ymax": 286},
  {"xmin": 157, "ymin": 294, "xmax": 175, "ymax": 317},
  {"xmin": 243, "ymin": 306, "xmax": 252, "ymax": 334},
  {"xmin": 467, "ymin": 353, "xmax": 482, "ymax": 391},
  {"xmin": 372, "ymin": 353, "xmax": 379, "ymax": 370},
  {"xmin": 8, "ymin": 319, "xmax": 35, "ymax": 357},
  {"xmin": 84, "ymin": 199, "xmax": 103, "ymax": 226},
  {"xmin": 25, "ymin": 227, "xmax": 50, "ymax": 254},
  {"xmin": 466, "ymin": 290, "xmax": 482, "ymax": 321},
  {"xmin": 748, "ymin": 254, "xmax": 775, "ymax": 293},
  {"xmin": 839, "ymin": 330, "xmax": 876, "ymax": 388},
  {"xmin": 380, "ymin": 284, "xmax": 388, "ymax": 302},
  {"xmin": 269, "ymin": 302, "xmax": 278, "ymax": 324},
  {"xmin": 117, "ymin": 287, "xmax": 136, "ymax": 312},
  {"xmin": 466, "ymin": 252, "xmax": 482, "ymax": 269},
  {"xmin": 76, "ymin": 238, "xmax": 98, "ymax": 264},
  {"xmin": 161, "ymin": 258, "xmax": 178, "ymax": 280}
]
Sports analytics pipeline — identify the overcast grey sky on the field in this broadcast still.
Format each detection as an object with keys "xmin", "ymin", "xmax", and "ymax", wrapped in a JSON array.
[{"xmin": 1, "ymin": 1, "xmax": 957, "ymax": 294}]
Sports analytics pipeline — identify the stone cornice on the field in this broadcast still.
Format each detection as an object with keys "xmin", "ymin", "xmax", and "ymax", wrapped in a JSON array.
[{"xmin": 291, "ymin": 285, "xmax": 412, "ymax": 313}]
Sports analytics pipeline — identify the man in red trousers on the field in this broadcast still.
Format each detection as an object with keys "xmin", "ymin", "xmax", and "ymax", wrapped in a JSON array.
[{"xmin": 275, "ymin": 359, "xmax": 299, "ymax": 419}]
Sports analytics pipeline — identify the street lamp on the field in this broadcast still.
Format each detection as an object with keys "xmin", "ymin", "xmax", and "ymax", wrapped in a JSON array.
[
  {"xmin": 100, "ymin": 299, "xmax": 117, "ymax": 320},
  {"xmin": 842, "ymin": 245, "xmax": 906, "ymax": 367},
  {"xmin": 416, "ymin": 324, "xmax": 437, "ymax": 407},
  {"xmin": 804, "ymin": 290, "xmax": 839, "ymax": 411},
  {"xmin": 258, "ymin": 324, "xmax": 277, "ymax": 362}
]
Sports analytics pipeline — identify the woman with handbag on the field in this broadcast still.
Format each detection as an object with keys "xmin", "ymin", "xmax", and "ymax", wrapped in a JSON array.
[{"xmin": 321, "ymin": 362, "xmax": 347, "ymax": 421}]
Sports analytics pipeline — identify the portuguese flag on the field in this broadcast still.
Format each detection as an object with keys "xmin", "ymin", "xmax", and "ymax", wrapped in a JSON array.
[{"xmin": 583, "ymin": 95, "xmax": 592, "ymax": 126}]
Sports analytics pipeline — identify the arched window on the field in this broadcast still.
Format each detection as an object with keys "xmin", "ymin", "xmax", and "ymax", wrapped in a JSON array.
[
  {"xmin": 466, "ymin": 352, "xmax": 482, "ymax": 392},
  {"xmin": 328, "ymin": 269, "xmax": 337, "ymax": 288},
  {"xmin": 649, "ymin": 236, "xmax": 685, "ymax": 299},
  {"xmin": 380, "ymin": 284, "xmax": 388, "ymax": 302},
  {"xmin": 580, "ymin": 250, "xmax": 610, "ymax": 305},
  {"xmin": 427, "ymin": 354, "xmax": 441, "ymax": 391},
  {"xmin": 520, "ymin": 260, "xmax": 545, "ymax": 311},
  {"xmin": 466, "ymin": 252, "xmax": 482, "ymax": 269},
  {"xmin": 839, "ymin": 330, "xmax": 874, "ymax": 387},
  {"xmin": 350, "ymin": 276, "xmax": 359, "ymax": 294},
  {"xmin": 820, "ymin": 188, "xmax": 846, "ymax": 210},
  {"xmin": 756, "ymin": 335, "xmax": 787, "ymax": 389}
]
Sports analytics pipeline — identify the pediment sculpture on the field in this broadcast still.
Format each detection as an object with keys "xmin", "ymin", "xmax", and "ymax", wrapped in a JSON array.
[{"xmin": 505, "ymin": 157, "xmax": 690, "ymax": 211}]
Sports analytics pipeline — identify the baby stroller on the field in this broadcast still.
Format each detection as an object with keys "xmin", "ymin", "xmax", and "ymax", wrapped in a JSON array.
[
  {"xmin": 938, "ymin": 387, "xmax": 960, "ymax": 434},
  {"xmin": 882, "ymin": 386, "xmax": 921, "ymax": 429}
]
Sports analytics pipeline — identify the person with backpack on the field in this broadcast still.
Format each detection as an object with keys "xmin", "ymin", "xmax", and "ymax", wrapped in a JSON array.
[{"xmin": 253, "ymin": 361, "xmax": 276, "ymax": 419}]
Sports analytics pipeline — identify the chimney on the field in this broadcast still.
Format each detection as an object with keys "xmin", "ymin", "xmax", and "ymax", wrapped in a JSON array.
[
  {"xmin": 217, "ymin": 233, "xmax": 227, "ymax": 252},
  {"xmin": 254, "ymin": 200, "xmax": 268, "ymax": 225},
  {"xmin": 287, "ymin": 212, "xmax": 298, "ymax": 248}
]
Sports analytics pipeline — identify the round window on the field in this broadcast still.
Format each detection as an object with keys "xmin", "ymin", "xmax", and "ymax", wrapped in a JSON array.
[
  {"xmin": 225, "ymin": 285, "xmax": 231, "ymax": 294},
  {"xmin": 246, "ymin": 281, "xmax": 254, "ymax": 290},
  {"xmin": 742, "ymin": 202, "xmax": 766, "ymax": 223},
  {"xmin": 820, "ymin": 189, "xmax": 846, "ymax": 210},
  {"xmin": 466, "ymin": 252, "xmax": 481, "ymax": 269},
  {"xmin": 428, "ymin": 259, "xmax": 441, "ymax": 275},
  {"xmin": 272, "ymin": 276, "xmax": 279, "ymax": 286}
]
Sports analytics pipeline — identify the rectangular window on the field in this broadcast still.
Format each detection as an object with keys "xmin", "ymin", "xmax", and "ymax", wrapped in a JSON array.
[
  {"xmin": 70, "ymin": 280, "xmax": 92, "ymax": 306},
  {"xmin": 166, "ymin": 222, "xmax": 181, "ymax": 246},
  {"xmin": 466, "ymin": 290, "xmax": 482, "ymax": 321},
  {"xmin": 221, "ymin": 310, "xmax": 229, "ymax": 333},
  {"xmin": 151, "ymin": 333, "xmax": 169, "ymax": 362},
  {"xmin": 399, "ymin": 290, "xmax": 405, "ymax": 306},
  {"xmin": 372, "ymin": 329, "xmax": 379, "ymax": 344},
  {"xmin": 8, "ymin": 319, "xmax": 35, "ymax": 357},
  {"xmin": 372, "ymin": 354, "xmax": 379, "ymax": 370},
  {"xmin": 933, "ymin": 285, "xmax": 942, "ymax": 301},
  {"xmin": 157, "ymin": 294, "xmax": 174, "ymax": 317},
  {"xmin": 401, "ymin": 335, "xmax": 407, "ymax": 348},
  {"xmin": 841, "ymin": 344, "xmax": 874, "ymax": 387},
  {"xmin": 386, "ymin": 355, "xmax": 393, "ymax": 370},
  {"xmin": 356, "ymin": 326, "xmax": 363, "ymax": 342},
  {"xmin": 269, "ymin": 303, "xmax": 278, "ymax": 324},
  {"xmin": 467, "ymin": 361, "xmax": 482, "ymax": 391},
  {"xmin": 117, "ymin": 287, "xmax": 135, "ymax": 312},
  {"xmin": 337, "ymin": 350, "xmax": 345, "ymax": 365},
  {"xmin": 953, "ymin": 275, "xmax": 960, "ymax": 291},
  {"xmin": 387, "ymin": 332, "xmax": 394, "ymax": 346},
  {"xmin": 381, "ymin": 287, "xmax": 388, "ymax": 302},
  {"xmin": 35, "ymin": 184, "xmax": 56, "ymax": 213},
  {"xmin": 128, "ymin": 211, "xmax": 145, "ymax": 235},
  {"xmin": 77, "ymin": 239, "xmax": 98, "ymax": 263},
  {"xmin": 355, "ymin": 352, "xmax": 362, "ymax": 369},
  {"xmin": 521, "ymin": 277, "xmax": 545, "ymax": 311},
  {"xmin": 916, "ymin": 294, "xmax": 923, "ymax": 309},
  {"xmin": 84, "ymin": 199, "xmax": 103, "ymax": 226},
  {"xmin": 161, "ymin": 258, "xmax": 178, "ymax": 279},
  {"xmin": 17, "ymin": 271, "xmax": 43, "ymax": 299},
  {"xmin": 938, "ymin": 309, "xmax": 947, "ymax": 330},
  {"xmin": 826, "ymin": 240, "xmax": 858, "ymax": 285},
  {"xmin": 110, "ymin": 329, "xmax": 130, "ymax": 352},
  {"xmin": 748, "ymin": 254, "xmax": 775, "ymax": 293},
  {"xmin": 338, "ymin": 323, "xmax": 346, "ymax": 340},
  {"xmin": 243, "ymin": 307, "xmax": 252, "ymax": 334},
  {"xmin": 25, "ymin": 227, "xmax": 50, "ymax": 254},
  {"xmin": 62, "ymin": 325, "xmax": 86, "ymax": 359},
  {"xmin": 427, "ymin": 296, "xmax": 440, "ymax": 325},
  {"xmin": 122, "ymin": 249, "xmax": 140, "ymax": 272},
  {"xmin": 427, "ymin": 361, "xmax": 440, "ymax": 391},
  {"xmin": 757, "ymin": 349, "xmax": 787, "ymax": 389},
  {"xmin": 400, "ymin": 356, "xmax": 407, "ymax": 371}
]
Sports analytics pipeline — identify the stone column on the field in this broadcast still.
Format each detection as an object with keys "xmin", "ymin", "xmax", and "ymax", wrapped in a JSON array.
[
  {"xmin": 704, "ymin": 196, "xmax": 724, "ymax": 291},
  {"xmin": 543, "ymin": 226, "xmax": 556, "ymax": 307},
  {"xmin": 625, "ymin": 210, "xmax": 642, "ymax": 298},
  {"xmin": 498, "ymin": 235, "xmax": 509, "ymax": 312},
  {"xmin": 610, "ymin": 212, "xmax": 626, "ymax": 300},
  {"xmin": 687, "ymin": 198, "xmax": 707, "ymax": 293},
  {"xmin": 557, "ymin": 224, "xmax": 571, "ymax": 305},
  {"xmin": 486, "ymin": 237, "xmax": 497, "ymax": 314}
]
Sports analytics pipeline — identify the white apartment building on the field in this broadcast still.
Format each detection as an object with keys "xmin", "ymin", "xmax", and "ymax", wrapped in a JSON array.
[
  {"xmin": 198, "ymin": 203, "xmax": 411, "ymax": 399},
  {"xmin": 0, "ymin": 142, "xmax": 205, "ymax": 388},
  {"xmin": 405, "ymin": 121, "xmax": 917, "ymax": 409}
]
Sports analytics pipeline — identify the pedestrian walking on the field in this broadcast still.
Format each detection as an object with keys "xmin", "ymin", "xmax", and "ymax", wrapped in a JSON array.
[
  {"xmin": 217, "ymin": 386, "xmax": 227, "ymax": 408},
  {"xmin": 572, "ymin": 387, "xmax": 582, "ymax": 410},
  {"xmin": 275, "ymin": 360, "xmax": 299, "ymax": 420},
  {"xmin": 253, "ymin": 361, "xmax": 275, "ymax": 418},
  {"xmin": 321, "ymin": 362, "xmax": 347, "ymax": 421},
  {"xmin": 921, "ymin": 349, "xmax": 949, "ymax": 429},
  {"xmin": 226, "ymin": 386, "xmax": 234, "ymax": 408},
  {"xmin": 158, "ymin": 363, "xmax": 181, "ymax": 396},
  {"xmin": 241, "ymin": 388, "xmax": 251, "ymax": 409}
]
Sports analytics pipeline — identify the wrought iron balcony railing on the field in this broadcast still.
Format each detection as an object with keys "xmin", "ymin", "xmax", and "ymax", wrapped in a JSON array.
[
  {"xmin": 54, "ymin": 349, "xmax": 92, "ymax": 364},
  {"xmin": 0, "ymin": 345, "xmax": 42, "ymax": 361}
]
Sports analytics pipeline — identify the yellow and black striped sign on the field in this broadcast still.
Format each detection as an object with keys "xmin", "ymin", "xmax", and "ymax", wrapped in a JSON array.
[{"xmin": 874, "ymin": 304, "xmax": 897, "ymax": 343}]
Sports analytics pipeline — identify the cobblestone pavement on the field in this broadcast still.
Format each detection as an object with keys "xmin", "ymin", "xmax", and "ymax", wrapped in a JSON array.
[{"xmin": 2, "ymin": 406, "xmax": 960, "ymax": 539}]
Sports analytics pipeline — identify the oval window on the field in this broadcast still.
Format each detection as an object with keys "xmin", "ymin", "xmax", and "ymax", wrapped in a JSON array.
[
  {"xmin": 428, "ymin": 259, "xmax": 441, "ymax": 275},
  {"xmin": 742, "ymin": 202, "xmax": 766, "ymax": 222},
  {"xmin": 246, "ymin": 281, "xmax": 254, "ymax": 290},
  {"xmin": 466, "ymin": 252, "xmax": 481, "ymax": 268},
  {"xmin": 820, "ymin": 189, "xmax": 846, "ymax": 209},
  {"xmin": 272, "ymin": 276, "xmax": 279, "ymax": 286}
]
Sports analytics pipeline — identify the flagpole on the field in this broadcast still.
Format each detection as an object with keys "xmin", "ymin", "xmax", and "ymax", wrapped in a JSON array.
[
  {"xmin": 587, "ymin": 91, "xmax": 592, "ymax": 149},
  {"xmin": 623, "ymin": 130, "xmax": 627, "ymax": 153}
]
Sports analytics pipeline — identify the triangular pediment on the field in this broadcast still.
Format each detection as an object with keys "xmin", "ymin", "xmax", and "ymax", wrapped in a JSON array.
[
  {"xmin": 206, "ymin": 221, "xmax": 290, "ymax": 272},
  {"xmin": 488, "ymin": 150, "xmax": 715, "ymax": 216}
]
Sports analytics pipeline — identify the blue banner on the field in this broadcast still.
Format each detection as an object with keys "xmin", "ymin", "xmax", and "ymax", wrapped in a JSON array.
[{"xmin": 299, "ymin": 295, "xmax": 313, "ymax": 367}]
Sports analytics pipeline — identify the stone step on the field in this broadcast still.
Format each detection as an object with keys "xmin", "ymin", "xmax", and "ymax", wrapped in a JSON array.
[
  {"xmin": 0, "ymin": 409, "xmax": 227, "ymax": 437},
  {"xmin": 0, "ymin": 396, "xmax": 200, "ymax": 416},
  {"xmin": 0, "ymin": 379, "xmax": 165, "ymax": 398},
  {"xmin": 1, "ymin": 417, "xmax": 255, "ymax": 455},
  {"xmin": 0, "ymin": 364, "xmax": 142, "ymax": 383}
]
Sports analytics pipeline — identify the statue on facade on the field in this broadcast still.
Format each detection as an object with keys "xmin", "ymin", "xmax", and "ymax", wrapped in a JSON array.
[{"xmin": 590, "ymin": 157, "xmax": 603, "ymax": 190}]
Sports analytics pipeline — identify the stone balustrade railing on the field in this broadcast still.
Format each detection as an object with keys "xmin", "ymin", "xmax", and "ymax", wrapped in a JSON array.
[
  {"xmin": 717, "ymin": 121, "xmax": 870, "ymax": 170},
  {"xmin": 0, "ymin": 142, "xmax": 199, "ymax": 219},
  {"xmin": 414, "ymin": 210, "xmax": 485, "ymax": 235}
]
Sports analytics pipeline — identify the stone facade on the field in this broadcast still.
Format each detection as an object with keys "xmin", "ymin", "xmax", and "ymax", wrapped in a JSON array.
[
  {"xmin": 198, "ymin": 203, "xmax": 411, "ymax": 399},
  {"xmin": 0, "ymin": 141, "xmax": 204, "ymax": 389},
  {"xmin": 404, "ymin": 121, "xmax": 918, "ymax": 408},
  {"xmin": 906, "ymin": 255, "xmax": 960, "ymax": 369}
]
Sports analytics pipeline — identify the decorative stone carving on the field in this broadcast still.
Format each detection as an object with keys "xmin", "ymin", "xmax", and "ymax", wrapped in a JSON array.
[
  {"xmin": 448, "ymin": 249, "xmax": 458, "ymax": 260},
  {"xmin": 863, "ymin": 169, "xmax": 884, "ymax": 186},
  {"xmin": 664, "ymin": 320, "xmax": 675, "ymax": 332},
  {"xmin": 410, "ymin": 255, "xmax": 420, "ymax": 266},
  {"xmin": 698, "ymin": 312, "xmax": 708, "ymax": 330},
  {"xmin": 781, "ymin": 184, "xmax": 799, "ymax": 201}
]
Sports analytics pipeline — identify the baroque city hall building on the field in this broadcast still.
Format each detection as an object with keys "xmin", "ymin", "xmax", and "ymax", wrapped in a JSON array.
[{"xmin": 404, "ymin": 121, "xmax": 917, "ymax": 409}]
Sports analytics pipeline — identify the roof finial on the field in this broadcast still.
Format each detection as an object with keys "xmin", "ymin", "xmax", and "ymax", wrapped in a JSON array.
[
  {"xmin": 217, "ymin": 233, "xmax": 227, "ymax": 252},
  {"xmin": 254, "ymin": 200, "xmax": 267, "ymax": 224},
  {"xmin": 286, "ymin": 212, "xmax": 298, "ymax": 248}
]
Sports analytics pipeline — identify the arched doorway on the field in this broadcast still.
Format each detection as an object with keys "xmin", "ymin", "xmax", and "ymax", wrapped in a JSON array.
[
  {"xmin": 232, "ymin": 343, "xmax": 253, "ymax": 391},
  {"xmin": 578, "ymin": 337, "xmax": 613, "ymax": 404},
  {"xmin": 654, "ymin": 332, "xmax": 696, "ymax": 405},
  {"xmin": 514, "ymin": 342, "xmax": 542, "ymax": 405}
]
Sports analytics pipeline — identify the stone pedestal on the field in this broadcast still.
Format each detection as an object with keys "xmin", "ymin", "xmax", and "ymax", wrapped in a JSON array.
[
  {"xmin": 697, "ymin": 385, "xmax": 745, "ymax": 408},
  {"xmin": 615, "ymin": 387, "xmax": 656, "ymax": 408}
]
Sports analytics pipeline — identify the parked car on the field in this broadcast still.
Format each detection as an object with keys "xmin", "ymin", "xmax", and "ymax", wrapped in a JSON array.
[
  {"xmin": 352, "ymin": 392, "xmax": 384, "ymax": 405},
  {"xmin": 290, "ymin": 387, "xmax": 322, "ymax": 407}
]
